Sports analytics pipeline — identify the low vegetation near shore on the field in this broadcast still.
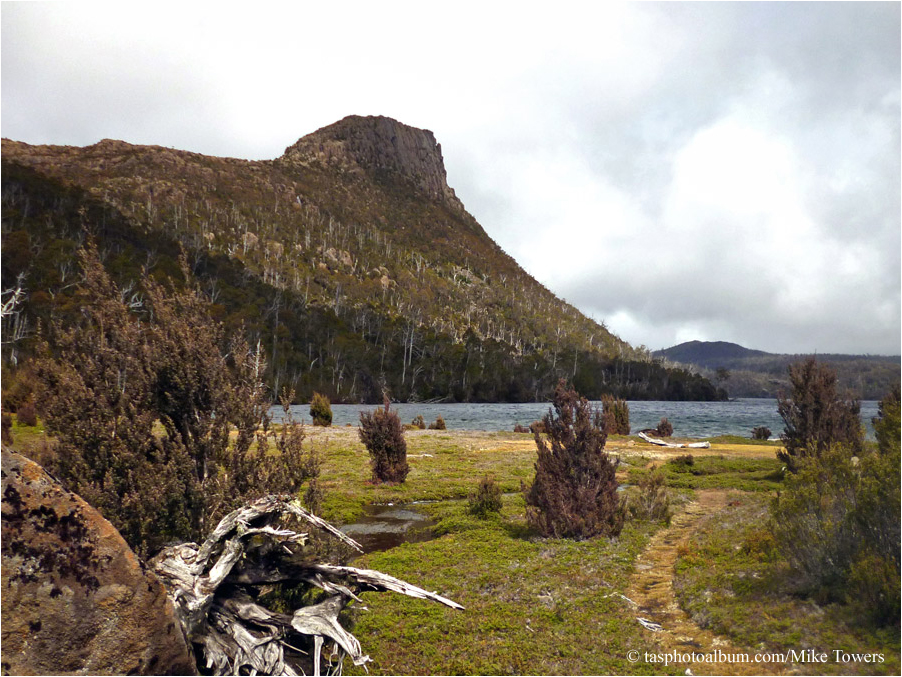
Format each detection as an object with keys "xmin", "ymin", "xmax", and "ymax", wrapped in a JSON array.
[
  {"xmin": 7, "ymin": 408, "xmax": 899, "ymax": 675},
  {"xmin": 673, "ymin": 494, "xmax": 900, "ymax": 676}
]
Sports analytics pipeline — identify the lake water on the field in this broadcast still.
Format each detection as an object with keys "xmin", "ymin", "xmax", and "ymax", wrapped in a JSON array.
[{"xmin": 276, "ymin": 398, "xmax": 881, "ymax": 440}]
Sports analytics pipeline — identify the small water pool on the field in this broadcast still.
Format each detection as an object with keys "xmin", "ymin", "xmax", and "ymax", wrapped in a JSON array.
[{"xmin": 339, "ymin": 503, "xmax": 437, "ymax": 554}]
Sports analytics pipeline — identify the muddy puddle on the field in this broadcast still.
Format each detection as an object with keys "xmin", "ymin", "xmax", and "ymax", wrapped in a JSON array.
[
  {"xmin": 341, "ymin": 488, "xmax": 630, "ymax": 556},
  {"xmin": 340, "ymin": 503, "xmax": 437, "ymax": 554}
]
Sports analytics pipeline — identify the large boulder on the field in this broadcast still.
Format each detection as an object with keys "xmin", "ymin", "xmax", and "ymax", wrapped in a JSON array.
[{"xmin": 1, "ymin": 449, "xmax": 196, "ymax": 675}]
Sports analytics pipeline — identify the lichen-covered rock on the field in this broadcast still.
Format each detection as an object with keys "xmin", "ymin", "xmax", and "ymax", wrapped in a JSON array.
[{"xmin": 1, "ymin": 449, "xmax": 196, "ymax": 675}]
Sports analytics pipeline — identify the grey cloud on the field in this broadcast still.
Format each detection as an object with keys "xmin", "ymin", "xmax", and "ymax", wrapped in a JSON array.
[{"xmin": 2, "ymin": 2, "xmax": 898, "ymax": 356}]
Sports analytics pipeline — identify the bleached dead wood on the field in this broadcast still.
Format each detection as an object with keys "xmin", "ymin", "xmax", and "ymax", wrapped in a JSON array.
[
  {"xmin": 152, "ymin": 494, "xmax": 462, "ymax": 675},
  {"xmin": 637, "ymin": 617, "xmax": 663, "ymax": 632},
  {"xmin": 638, "ymin": 432, "xmax": 711, "ymax": 449}
]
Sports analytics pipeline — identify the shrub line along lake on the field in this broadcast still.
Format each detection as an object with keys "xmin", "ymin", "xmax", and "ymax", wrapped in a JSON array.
[{"xmin": 275, "ymin": 398, "xmax": 881, "ymax": 440}]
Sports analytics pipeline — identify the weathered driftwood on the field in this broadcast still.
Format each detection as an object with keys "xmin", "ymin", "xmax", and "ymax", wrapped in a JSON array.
[
  {"xmin": 637, "ymin": 617, "xmax": 663, "ymax": 632},
  {"xmin": 151, "ymin": 494, "xmax": 462, "ymax": 675},
  {"xmin": 638, "ymin": 432, "xmax": 711, "ymax": 449}
]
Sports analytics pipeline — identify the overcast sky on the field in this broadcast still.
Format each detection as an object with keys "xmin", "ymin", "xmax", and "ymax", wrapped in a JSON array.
[{"xmin": 3, "ymin": 1, "xmax": 900, "ymax": 355}]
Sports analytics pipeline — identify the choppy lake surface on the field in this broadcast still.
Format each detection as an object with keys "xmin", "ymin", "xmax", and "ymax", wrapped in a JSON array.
[{"xmin": 276, "ymin": 398, "xmax": 881, "ymax": 440}]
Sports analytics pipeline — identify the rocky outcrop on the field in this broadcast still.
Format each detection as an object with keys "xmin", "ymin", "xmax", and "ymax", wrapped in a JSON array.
[
  {"xmin": 1, "ymin": 449, "xmax": 197, "ymax": 675},
  {"xmin": 281, "ymin": 115, "xmax": 465, "ymax": 211}
]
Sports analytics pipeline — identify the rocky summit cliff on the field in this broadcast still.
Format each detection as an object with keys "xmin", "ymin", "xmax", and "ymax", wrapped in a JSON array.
[
  {"xmin": 1, "ymin": 116, "xmax": 722, "ymax": 402},
  {"xmin": 282, "ymin": 115, "xmax": 464, "ymax": 211}
]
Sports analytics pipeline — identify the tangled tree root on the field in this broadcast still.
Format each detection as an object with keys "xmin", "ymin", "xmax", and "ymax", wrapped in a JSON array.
[{"xmin": 152, "ymin": 495, "xmax": 462, "ymax": 675}]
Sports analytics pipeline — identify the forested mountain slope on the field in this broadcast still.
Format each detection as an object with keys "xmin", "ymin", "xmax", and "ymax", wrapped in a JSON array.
[
  {"xmin": 2, "ymin": 115, "xmax": 722, "ymax": 402},
  {"xmin": 655, "ymin": 341, "xmax": 899, "ymax": 400}
]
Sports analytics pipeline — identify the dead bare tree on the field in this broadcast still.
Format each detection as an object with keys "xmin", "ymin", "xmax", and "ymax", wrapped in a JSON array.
[{"xmin": 152, "ymin": 495, "xmax": 462, "ymax": 676}]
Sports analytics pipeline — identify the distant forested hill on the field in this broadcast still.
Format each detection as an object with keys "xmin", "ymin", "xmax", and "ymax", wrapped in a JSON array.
[
  {"xmin": 655, "ymin": 341, "xmax": 900, "ymax": 400},
  {"xmin": 2, "ymin": 115, "xmax": 723, "ymax": 403}
]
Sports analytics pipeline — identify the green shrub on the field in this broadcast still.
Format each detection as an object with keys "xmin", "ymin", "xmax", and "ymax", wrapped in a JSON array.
[
  {"xmin": 601, "ymin": 395, "xmax": 630, "ymax": 435},
  {"xmin": 741, "ymin": 528, "xmax": 778, "ymax": 561},
  {"xmin": 769, "ymin": 387, "xmax": 899, "ymax": 626},
  {"xmin": 1, "ymin": 364, "xmax": 37, "ymax": 415},
  {"xmin": 770, "ymin": 446, "xmax": 861, "ymax": 594},
  {"xmin": 523, "ymin": 381, "xmax": 624, "ymax": 539},
  {"xmin": 873, "ymin": 383, "xmax": 900, "ymax": 458},
  {"xmin": 847, "ymin": 551, "xmax": 900, "ymax": 626},
  {"xmin": 468, "ymin": 475, "xmax": 503, "ymax": 518},
  {"xmin": 309, "ymin": 392, "xmax": 333, "ymax": 427},
  {"xmin": 359, "ymin": 398, "xmax": 409, "ymax": 484},
  {"xmin": 428, "ymin": 415, "xmax": 446, "ymax": 430},
  {"xmin": 627, "ymin": 465, "xmax": 671, "ymax": 524},
  {"xmin": 777, "ymin": 358, "xmax": 863, "ymax": 472},
  {"xmin": 751, "ymin": 426, "xmax": 771, "ymax": 440},
  {"xmin": 669, "ymin": 454, "xmax": 694, "ymax": 468}
]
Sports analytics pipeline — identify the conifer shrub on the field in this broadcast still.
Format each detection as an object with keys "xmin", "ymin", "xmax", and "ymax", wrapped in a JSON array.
[
  {"xmin": 777, "ymin": 358, "xmax": 863, "ymax": 472},
  {"xmin": 628, "ymin": 465, "xmax": 671, "ymax": 524},
  {"xmin": 601, "ymin": 395, "xmax": 630, "ymax": 435},
  {"xmin": 751, "ymin": 425, "xmax": 772, "ymax": 440},
  {"xmin": 655, "ymin": 417, "xmax": 673, "ymax": 437},
  {"xmin": 528, "ymin": 420, "xmax": 546, "ymax": 435},
  {"xmin": 428, "ymin": 415, "xmax": 446, "ymax": 430},
  {"xmin": 33, "ymin": 244, "xmax": 318, "ymax": 557},
  {"xmin": 16, "ymin": 397, "xmax": 37, "ymax": 427},
  {"xmin": 523, "ymin": 381, "xmax": 624, "ymax": 539},
  {"xmin": 468, "ymin": 475, "xmax": 503, "ymax": 519},
  {"xmin": 359, "ymin": 398, "xmax": 409, "ymax": 483},
  {"xmin": 411, "ymin": 414, "xmax": 426, "ymax": 430},
  {"xmin": 309, "ymin": 392, "xmax": 333, "ymax": 427}
]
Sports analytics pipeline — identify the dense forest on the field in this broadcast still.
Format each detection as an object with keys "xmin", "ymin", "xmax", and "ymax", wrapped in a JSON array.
[{"xmin": 2, "ymin": 117, "xmax": 725, "ymax": 404}]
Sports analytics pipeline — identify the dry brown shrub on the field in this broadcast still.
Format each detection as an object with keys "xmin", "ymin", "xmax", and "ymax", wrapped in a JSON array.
[
  {"xmin": 523, "ymin": 381, "xmax": 624, "ymax": 539},
  {"xmin": 359, "ymin": 397, "xmax": 409, "ymax": 483}
]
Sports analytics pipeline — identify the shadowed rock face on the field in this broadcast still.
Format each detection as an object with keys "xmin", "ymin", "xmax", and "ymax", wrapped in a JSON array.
[
  {"xmin": 281, "ymin": 114, "xmax": 465, "ymax": 210},
  {"xmin": 1, "ymin": 449, "xmax": 197, "ymax": 676}
]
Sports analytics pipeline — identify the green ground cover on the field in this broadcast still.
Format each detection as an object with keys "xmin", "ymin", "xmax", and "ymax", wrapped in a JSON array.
[
  {"xmin": 345, "ymin": 494, "xmax": 676, "ymax": 676},
  {"xmin": 673, "ymin": 494, "xmax": 900, "ymax": 676},
  {"xmin": 10, "ymin": 419, "xmax": 893, "ymax": 675},
  {"xmin": 626, "ymin": 453, "xmax": 785, "ymax": 493}
]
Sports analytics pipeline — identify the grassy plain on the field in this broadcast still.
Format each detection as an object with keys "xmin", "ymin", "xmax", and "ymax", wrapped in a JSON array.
[{"xmin": 7, "ymin": 417, "xmax": 897, "ymax": 675}]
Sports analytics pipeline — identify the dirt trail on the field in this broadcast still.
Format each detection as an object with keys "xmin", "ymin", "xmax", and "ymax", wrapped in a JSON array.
[{"xmin": 626, "ymin": 490, "xmax": 785, "ymax": 676}]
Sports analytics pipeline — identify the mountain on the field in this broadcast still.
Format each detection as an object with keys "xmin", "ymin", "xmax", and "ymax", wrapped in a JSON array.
[
  {"xmin": 2, "ymin": 115, "xmax": 723, "ymax": 403},
  {"xmin": 655, "ymin": 341, "xmax": 900, "ymax": 400},
  {"xmin": 655, "ymin": 341, "xmax": 769, "ymax": 369}
]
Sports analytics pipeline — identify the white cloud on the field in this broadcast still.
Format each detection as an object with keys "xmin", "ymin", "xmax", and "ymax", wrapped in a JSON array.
[{"xmin": 2, "ymin": 1, "xmax": 899, "ymax": 354}]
